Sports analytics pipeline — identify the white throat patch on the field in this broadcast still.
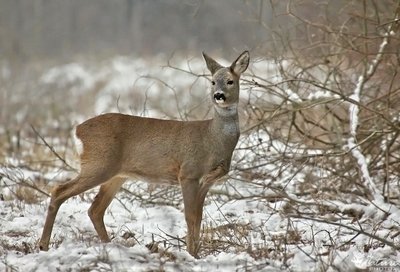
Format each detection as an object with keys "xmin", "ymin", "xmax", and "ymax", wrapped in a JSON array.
[{"xmin": 214, "ymin": 104, "xmax": 238, "ymax": 117}]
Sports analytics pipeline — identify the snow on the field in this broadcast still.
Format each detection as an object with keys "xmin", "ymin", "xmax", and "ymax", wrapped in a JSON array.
[
  {"xmin": 40, "ymin": 63, "xmax": 95, "ymax": 92},
  {"xmin": 283, "ymin": 88, "xmax": 302, "ymax": 103},
  {"xmin": 0, "ymin": 189, "xmax": 286, "ymax": 271},
  {"xmin": 3, "ymin": 175, "xmax": 397, "ymax": 271}
]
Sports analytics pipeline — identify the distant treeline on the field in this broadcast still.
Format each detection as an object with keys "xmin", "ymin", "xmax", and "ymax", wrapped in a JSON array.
[
  {"xmin": 0, "ymin": 0, "xmax": 394, "ymax": 62},
  {"xmin": 0, "ymin": 0, "xmax": 269, "ymax": 61}
]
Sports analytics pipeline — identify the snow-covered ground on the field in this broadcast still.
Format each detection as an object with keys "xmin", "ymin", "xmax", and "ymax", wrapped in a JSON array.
[
  {"xmin": 1, "ymin": 55, "xmax": 400, "ymax": 271},
  {"xmin": 1, "ymin": 168, "xmax": 399, "ymax": 271}
]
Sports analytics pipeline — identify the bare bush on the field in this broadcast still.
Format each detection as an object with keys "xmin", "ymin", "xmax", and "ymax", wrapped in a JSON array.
[{"xmin": 223, "ymin": 0, "xmax": 400, "ymax": 268}]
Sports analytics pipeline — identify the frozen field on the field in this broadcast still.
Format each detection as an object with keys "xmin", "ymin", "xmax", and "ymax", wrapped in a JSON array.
[{"xmin": 1, "ymin": 55, "xmax": 400, "ymax": 271}]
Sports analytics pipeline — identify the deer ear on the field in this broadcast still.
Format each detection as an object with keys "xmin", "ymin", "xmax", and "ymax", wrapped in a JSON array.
[
  {"xmin": 230, "ymin": 51, "xmax": 250, "ymax": 75},
  {"xmin": 203, "ymin": 52, "xmax": 223, "ymax": 75}
]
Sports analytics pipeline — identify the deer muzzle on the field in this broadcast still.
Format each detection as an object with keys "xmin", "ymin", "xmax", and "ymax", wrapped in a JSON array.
[{"xmin": 213, "ymin": 92, "xmax": 226, "ymax": 104}]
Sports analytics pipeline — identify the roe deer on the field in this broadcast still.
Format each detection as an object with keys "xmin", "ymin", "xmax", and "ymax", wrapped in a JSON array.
[{"xmin": 38, "ymin": 51, "xmax": 250, "ymax": 257}]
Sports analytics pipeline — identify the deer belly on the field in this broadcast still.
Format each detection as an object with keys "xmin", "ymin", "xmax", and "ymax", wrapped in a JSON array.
[{"xmin": 119, "ymin": 160, "xmax": 180, "ymax": 185}]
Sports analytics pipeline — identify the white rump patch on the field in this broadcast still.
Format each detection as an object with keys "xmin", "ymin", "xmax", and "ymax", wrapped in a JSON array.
[{"xmin": 72, "ymin": 126, "xmax": 84, "ymax": 156}]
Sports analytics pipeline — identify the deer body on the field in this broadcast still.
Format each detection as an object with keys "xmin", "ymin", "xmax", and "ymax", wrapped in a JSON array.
[
  {"xmin": 77, "ymin": 112, "xmax": 238, "ymax": 185},
  {"xmin": 39, "ymin": 51, "xmax": 250, "ymax": 257}
]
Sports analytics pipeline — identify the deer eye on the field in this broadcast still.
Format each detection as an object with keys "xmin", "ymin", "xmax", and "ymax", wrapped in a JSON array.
[
  {"xmin": 212, "ymin": 81, "xmax": 216, "ymax": 85},
  {"xmin": 227, "ymin": 80, "xmax": 234, "ymax": 85}
]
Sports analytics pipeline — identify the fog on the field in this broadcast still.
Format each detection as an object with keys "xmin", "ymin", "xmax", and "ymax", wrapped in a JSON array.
[{"xmin": 0, "ymin": 0, "xmax": 275, "ymax": 61}]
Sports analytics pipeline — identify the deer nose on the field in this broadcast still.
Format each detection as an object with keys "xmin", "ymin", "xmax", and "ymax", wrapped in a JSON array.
[{"xmin": 213, "ymin": 92, "xmax": 226, "ymax": 103}]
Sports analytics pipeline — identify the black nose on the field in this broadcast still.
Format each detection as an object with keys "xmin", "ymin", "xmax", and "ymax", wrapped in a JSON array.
[{"xmin": 214, "ymin": 92, "xmax": 226, "ymax": 102}]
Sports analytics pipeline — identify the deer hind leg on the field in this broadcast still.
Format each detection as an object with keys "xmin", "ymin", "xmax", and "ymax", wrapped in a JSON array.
[
  {"xmin": 39, "ymin": 168, "xmax": 117, "ymax": 251},
  {"xmin": 88, "ymin": 176, "xmax": 126, "ymax": 243}
]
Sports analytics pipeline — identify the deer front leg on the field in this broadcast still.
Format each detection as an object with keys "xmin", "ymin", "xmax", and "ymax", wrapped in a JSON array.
[
  {"xmin": 180, "ymin": 165, "xmax": 228, "ymax": 257},
  {"xmin": 180, "ymin": 179, "xmax": 207, "ymax": 258}
]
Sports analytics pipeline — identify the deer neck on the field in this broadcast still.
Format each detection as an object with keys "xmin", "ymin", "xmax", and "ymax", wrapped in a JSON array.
[{"xmin": 211, "ymin": 104, "xmax": 240, "ymax": 141}]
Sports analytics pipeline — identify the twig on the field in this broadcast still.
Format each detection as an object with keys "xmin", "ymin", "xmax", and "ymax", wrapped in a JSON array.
[
  {"xmin": 290, "ymin": 214, "xmax": 400, "ymax": 250},
  {"xmin": 30, "ymin": 124, "xmax": 77, "ymax": 173}
]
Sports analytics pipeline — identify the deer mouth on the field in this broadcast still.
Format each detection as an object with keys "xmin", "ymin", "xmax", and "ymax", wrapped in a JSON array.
[{"xmin": 213, "ymin": 92, "xmax": 226, "ymax": 104}]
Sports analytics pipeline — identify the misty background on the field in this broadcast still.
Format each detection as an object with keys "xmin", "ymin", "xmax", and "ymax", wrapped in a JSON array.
[
  {"xmin": 1, "ymin": 0, "xmax": 272, "ymax": 62},
  {"xmin": 0, "ymin": 0, "xmax": 359, "ymax": 62}
]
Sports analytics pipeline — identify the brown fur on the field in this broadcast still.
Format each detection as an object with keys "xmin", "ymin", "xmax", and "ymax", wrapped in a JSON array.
[{"xmin": 39, "ymin": 51, "xmax": 250, "ymax": 258}]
